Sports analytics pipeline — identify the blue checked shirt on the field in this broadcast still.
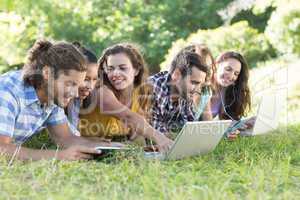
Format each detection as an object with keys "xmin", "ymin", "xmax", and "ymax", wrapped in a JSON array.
[
  {"xmin": 148, "ymin": 71, "xmax": 196, "ymax": 134},
  {"xmin": 66, "ymin": 97, "xmax": 81, "ymax": 136},
  {"xmin": 0, "ymin": 70, "xmax": 72, "ymax": 144},
  {"xmin": 193, "ymin": 86, "xmax": 212, "ymax": 120}
]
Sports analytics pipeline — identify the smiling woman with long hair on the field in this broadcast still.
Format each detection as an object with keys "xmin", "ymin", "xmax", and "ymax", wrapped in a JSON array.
[
  {"xmin": 210, "ymin": 51, "xmax": 251, "ymax": 121},
  {"xmin": 78, "ymin": 43, "xmax": 173, "ymax": 152}
]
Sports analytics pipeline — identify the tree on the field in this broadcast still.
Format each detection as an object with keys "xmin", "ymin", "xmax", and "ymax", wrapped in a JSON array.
[{"xmin": 0, "ymin": 0, "xmax": 233, "ymax": 73}]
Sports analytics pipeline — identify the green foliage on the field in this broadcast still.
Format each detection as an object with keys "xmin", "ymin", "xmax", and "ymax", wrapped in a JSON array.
[
  {"xmin": 161, "ymin": 21, "xmax": 276, "ymax": 70},
  {"xmin": 217, "ymin": 0, "xmax": 275, "ymax": 32},
  {"xmin": 265, "ymin": 0, "xmax": 300, "ymax": 56},
  {"xmin": 0, "ymin": 12, "xmax": 38, "ymax": 65},
  {"xmin": 231, "ymin": 6, "xmax": 275, "ymax": 32},
  {"xmin": 251, "ymin": 0, "xmax": 278, "ymax": 14},
  {"xmin": 0, "ymin": 0, "xmax": 232, "ymax": 73}
]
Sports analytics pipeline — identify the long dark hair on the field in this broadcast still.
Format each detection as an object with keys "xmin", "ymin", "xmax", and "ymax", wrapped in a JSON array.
[
  {"xmin": 216, "ymin": 51, "xmax": 251, "ymax": 120},
  {"xmin": 98, "ymin": 43, "xmax": 151, "ymax": 115},
  {"xmin": 23, "ymin": 39, "xmax": 86, "ymax": 88}
]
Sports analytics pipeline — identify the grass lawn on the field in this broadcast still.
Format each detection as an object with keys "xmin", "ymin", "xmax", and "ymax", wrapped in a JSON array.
[
  {"xmin": 0, "ymin": 124, "xmax": 299, "ymax": 200},
  {"xmin": 1, "ymin": 57, "xmax": 299, "ymax": 199}
]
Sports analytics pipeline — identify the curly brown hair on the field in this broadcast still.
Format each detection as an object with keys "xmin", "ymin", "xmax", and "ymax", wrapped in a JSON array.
[
  {"xmin": 98, "ymin": 43, "xmax": 147, "ymax": 88},
  {"xmin": 97, "ymin": 43, "xmax": 151, "ymax": 116},
  {"xmin": 23, "ymin": 39, "xmax": 87, "ymax": 88}
]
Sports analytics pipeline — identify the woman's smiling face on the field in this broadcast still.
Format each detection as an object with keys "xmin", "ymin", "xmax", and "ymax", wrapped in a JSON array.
[
  {"xmin": 104, "ymin": 53, "xmax": 138, "ymax": 91},
  {"xmin": 78, "ymin": 63, "xmax": 99, "ymax": 100},
  {"xmin": 216, "ymin": 57, "xmax": 241, "ymax": 87}
]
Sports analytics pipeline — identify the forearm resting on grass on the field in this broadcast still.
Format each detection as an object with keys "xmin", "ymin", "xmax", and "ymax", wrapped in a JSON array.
[
  {"xmin": 0, "ymin": 135, "xmax": 63, "ymax": 161},
  {"xmin": 48, "ymin": 123, "xmax": 122, "ymax": 149}
]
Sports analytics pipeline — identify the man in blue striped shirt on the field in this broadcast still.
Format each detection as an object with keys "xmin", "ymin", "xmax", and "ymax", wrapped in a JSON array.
[{"xmin": 0, "ymin": 40, "xmax": 117, "ymax": 161}]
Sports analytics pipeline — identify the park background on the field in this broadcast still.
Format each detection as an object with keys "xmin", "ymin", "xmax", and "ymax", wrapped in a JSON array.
[{"xmin": 0, "ymin": 0, "xmax": 299, "ymax": 199}]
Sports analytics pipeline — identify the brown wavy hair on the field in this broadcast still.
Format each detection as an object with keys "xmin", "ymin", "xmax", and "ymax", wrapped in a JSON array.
[
  {"xmin": 23, "ymin": 39, "xmax": 87, "ymax": 88},
  {"xmin": 169, "ymin": 49, "xmax": 211, "ymax": 83},
  {"xmin": 180, "ymin": 43, "xmax": 216, "ymax": 90},
  {"xmin": 97, "ymin": 43, "xmax": 151, "ymax": 116},
  {"xmin": 216, "ymin": 51, "xmax": 251, "ymax": 120}
]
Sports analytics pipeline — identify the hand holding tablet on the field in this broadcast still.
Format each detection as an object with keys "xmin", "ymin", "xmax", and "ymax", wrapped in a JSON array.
[{"xmin": 94, "ymin": 146, "xmax": 131, "ymax": 154}]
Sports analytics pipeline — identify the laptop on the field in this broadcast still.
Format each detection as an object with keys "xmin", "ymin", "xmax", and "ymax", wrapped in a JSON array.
[
  {"xmin": 229, "ymin": 89, "xmax": 286, "ymax": 136},
  {"xmin": 252, "ymin": 89, "xmax": 286, "ymax": 135},
  {"xmin": 144, "ymin": 120, "xmax": 232, "ymax": 160}
]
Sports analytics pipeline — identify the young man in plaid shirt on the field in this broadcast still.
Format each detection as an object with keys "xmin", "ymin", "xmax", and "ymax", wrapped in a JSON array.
[{"xmin": 148, "ymin": 51, "xmax": 210, "ymax": 136}]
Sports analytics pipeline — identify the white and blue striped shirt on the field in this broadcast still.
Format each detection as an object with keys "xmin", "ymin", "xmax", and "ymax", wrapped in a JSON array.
[{"xmin": 0, "ymin": 70, "xmax": 69, "ymax": 144}]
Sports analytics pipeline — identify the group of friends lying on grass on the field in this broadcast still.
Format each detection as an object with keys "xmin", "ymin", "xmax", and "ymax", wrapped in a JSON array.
[{"xmin": 0, "ymin": 39, "xmax": 256, "ymax": 161}]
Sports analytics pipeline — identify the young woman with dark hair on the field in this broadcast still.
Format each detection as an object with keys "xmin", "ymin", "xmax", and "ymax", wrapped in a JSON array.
[
  {"xmin": 65, "ymin": 42, "xmax": 99, "ymax": 136},
  {"xmin": 210, "ymin": 51, "xmax": 253, "ymax": 139},
  {"xmin": 211, "ymin": 51, "xmax": 251, "ymax": 120}
]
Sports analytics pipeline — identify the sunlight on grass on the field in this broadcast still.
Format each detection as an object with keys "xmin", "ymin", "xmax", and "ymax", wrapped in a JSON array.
[
  {"xmin": 0, "ymin": 57, "xmax": 299, "ymax": 199},
  {"xmin": 0, "ymin": 124, "xmax": 299, "ymax": 199}
]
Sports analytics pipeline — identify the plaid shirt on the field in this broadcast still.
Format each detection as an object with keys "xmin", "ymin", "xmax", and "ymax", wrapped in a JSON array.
[
  {"xmin": 148, "ymin": 71, "xmax": 196, "ymax": 134},
  {"xmin": 0, "ymin": 70, "xmax": 70, "ymax": 144},
  {"xmin": 66, "ymin": 97, "xmax": 81, "ymax": 136}
]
